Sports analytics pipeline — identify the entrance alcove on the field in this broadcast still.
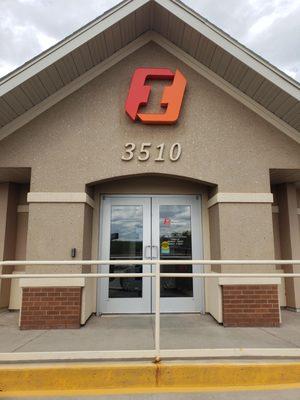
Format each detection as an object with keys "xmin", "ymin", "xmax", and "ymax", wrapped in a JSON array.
[
  {"xmin": 0, "ymin": 168, "xmax": 31, "ymax": 312},
  {"xmin": 83, "ymin": 173, "xmax": 216, "ymax": 322}
]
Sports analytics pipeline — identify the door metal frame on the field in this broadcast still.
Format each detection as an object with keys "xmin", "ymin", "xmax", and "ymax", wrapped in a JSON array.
[
  {"xmin": 151, "ymin": 195, "xmax": 204, "ymax": 313},
  {"xmin": 97, "ymin": 194, "xmax": 204, "ymax": 314},
  {"xmin": 97, "ymin": 196, "xmax": 151, "ymax": 314}
]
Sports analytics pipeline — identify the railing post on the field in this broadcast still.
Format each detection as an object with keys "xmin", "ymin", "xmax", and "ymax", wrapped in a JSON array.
[{"xmin": 154, "ymin": 261, "xmax": 161, "ymax": 363}]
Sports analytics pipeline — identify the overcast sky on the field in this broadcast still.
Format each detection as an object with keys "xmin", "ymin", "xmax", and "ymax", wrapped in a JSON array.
[{"xmin": 0, "ymin": 0, "xmax": 299, "ymax": 82}]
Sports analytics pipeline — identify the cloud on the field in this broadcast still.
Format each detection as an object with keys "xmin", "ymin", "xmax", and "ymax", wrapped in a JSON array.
[
  {"xmin": 0, "ymin": 0, "xmax": 120, "ymax": 77},
  {"xmin": 36, "ymin": 31, "xmax": 57, "ymax": 50},
  {"xmin": 0, "ymin": 61, "xmax": 15, "ymax": 78},
  {"xmin": 0, "ymin": 0, "xmax": 299, "ymax": 82},
  {"xmin": 183, "ymin": 0, "xmax": 300, "ymax": 81}
]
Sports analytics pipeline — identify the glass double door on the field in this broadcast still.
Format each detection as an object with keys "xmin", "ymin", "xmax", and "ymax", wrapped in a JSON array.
[{"xmin": 98, "ymin": 196, "xmax": 204, "ymax": 314}]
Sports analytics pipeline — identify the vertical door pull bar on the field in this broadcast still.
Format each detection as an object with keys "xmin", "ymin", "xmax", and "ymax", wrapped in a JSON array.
[
  {"xmin": 144, "ymin": 245, "xmax": 152, "ymax": 259},
  {"xmin": 152, "ymin": 245, "xmax": 159, "ymax": 259}
]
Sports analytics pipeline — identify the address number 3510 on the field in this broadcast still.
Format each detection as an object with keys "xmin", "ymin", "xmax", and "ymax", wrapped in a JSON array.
[{"xmin": 121, "ymin": 143, "xmax": 182, "ymax": 162}]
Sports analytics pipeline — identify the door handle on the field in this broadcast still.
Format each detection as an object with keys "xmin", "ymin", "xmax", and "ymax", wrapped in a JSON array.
[
  {"xmin": 152, "ymin": 245, "xmax": 159, "ymax": 259},
  {"xmin": 144, "ymin": 245, "xmax": 151, "ymax": 259}
]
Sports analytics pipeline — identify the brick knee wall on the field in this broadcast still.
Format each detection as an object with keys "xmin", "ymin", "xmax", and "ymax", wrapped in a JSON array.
[
  {"xmin": 222, "ymin": 284, "xmax": 280, "ymax": 327},
  {"xmin": 20, "ymin": 287, "xmax": 82, "ymax": 330}
]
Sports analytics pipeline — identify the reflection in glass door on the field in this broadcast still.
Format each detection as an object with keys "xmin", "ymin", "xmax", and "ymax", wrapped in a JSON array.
[
  {"xmin": 159, "ymin": 205, "xmax": 193, "ymax": 298},
  {"xmin": 99, "ymin": 197, "xmax": 151, "ymax": 313},
  {"xmin": 152, "ymin": 197, "xmax": 203, "ymax": 313},
  {"xmin": 98, "ymin": 195, "xmax": 203, "ymax": 314}
]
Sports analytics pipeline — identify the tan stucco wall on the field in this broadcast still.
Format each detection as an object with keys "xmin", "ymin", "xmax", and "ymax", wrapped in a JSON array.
[
  {"xmin": 15, "ymin": 184, "xmax": 29, "ymax": 271},
  {"xmin": 218, "ymin": 203, "xmax": 275, "ymax": 272},
  {"xmin": 8, "ymin": 212, "xmax": 28, "ymax": 310},
  {"xmin": 0, "ymin": 185, "xmax": 9, "ymax": 260},
  {"xmin": 81, "ymin": 204, "xmax": 94, "ymax": 323},
  {"xmin": 272, "ymin": 213, "xmax": 281, "ymax": 260},
  {"xmin": 298, "ymin": 189, "xmax": 300, "ymax": 237},
  {"xmin": 0, "ymin": 183, "xmax": 18, "ymax": 308},
  {"xmin": 208, "ymin": 205, "xmax": 221, "ymax": 273},
  {"xmin": 208, "ymin": 202, "xmax": 276, "ymax": 274},
  {"xmin": 207, "ymin": 202, "xmax": 281, "ymax": 318},
  {"xmin": 276, "ymin": 184, "xmax": 300, "ymax": 309},
  {"xmin": 272, "ymin": 210, "xmax": 286, "ymax": 307},
  {"xmin": 26, "ymin": 203, "xmax": 86, "ymax": 273},
  {"xmin": 7, "ymin": 184, "xmax": 29, "ymax": 310},
  {"xmin": 0, "ymin": 42, "xmax": 298, "ymax": 193},
  {"xmin": 0, "ymin": 42, "xmax": 299, "ymax": 318},
  {"xmin": 14, "ymin": 213, "xmax": 28, "ymax": 266}
]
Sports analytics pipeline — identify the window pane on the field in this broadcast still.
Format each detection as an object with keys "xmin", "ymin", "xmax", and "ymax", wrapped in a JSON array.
[
  {"xmin": 159, "ymin": 205, "xmax": 193, "ymax": 298},
  {"xmin": 109, "ymin": 205, "xmax": 143, "ymax": 298}
]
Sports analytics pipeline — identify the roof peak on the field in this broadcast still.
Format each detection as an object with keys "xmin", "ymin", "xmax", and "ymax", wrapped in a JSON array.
[
  {"xmin": 0, "ymin": 0, "xmax": 299, "ymax": 141},
  {"xmin": 1, "ymin": 0, "xmax": 299, "ymax": 88}
]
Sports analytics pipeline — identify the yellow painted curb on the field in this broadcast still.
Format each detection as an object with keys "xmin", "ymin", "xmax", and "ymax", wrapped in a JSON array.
[{"xmin": 0, "ymin": 362, "xmax": 300, "ymax": 396}]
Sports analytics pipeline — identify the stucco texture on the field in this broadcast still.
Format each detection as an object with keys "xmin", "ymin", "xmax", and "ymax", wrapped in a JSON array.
[
  {"xmin": 0, "ymin": 42, "xmax": 299, "ymax": 318},
  {"xmin": 0, "ymin": 42, "xmax": 299, "ymax": 193}
]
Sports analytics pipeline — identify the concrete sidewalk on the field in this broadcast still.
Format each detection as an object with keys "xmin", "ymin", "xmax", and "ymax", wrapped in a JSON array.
[{"xmin": 0, "ymin": 309, "xmax": 300, "ymax": 353}]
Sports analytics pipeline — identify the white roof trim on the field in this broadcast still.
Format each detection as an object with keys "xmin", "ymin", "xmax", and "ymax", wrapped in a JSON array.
[
  {"xmin": 159, "ymin": 0, "xmax": 299, "ymax": 100},
  {"xmin": 1, "ymin": 0, "xmax": 299, "ymax": 101},
  {"xmin": 0, "ymin": 31, "xmax": 299, "ymax": 144},
  {"xmin": 0, "ymin": 33, "xmax": 151, "ymax": 142},
  {"xmin": 0, "ymin": 0, "xmax": 149, "ymax": 96},
  {"xmin": 0, "ymin": 0, "xmax": 299, "ymax": 143},
  {"xmin": 153, "ymin": 33, "xmax": 300, "ymax": 144}
]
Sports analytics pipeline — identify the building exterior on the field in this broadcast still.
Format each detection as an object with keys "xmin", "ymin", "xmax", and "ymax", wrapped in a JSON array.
[{"xmin": 0, "ymin": 0, "xmax": 299, "ymax": 330}]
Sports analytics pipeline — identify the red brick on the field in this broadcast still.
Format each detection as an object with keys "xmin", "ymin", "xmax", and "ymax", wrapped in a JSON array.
[
  {"xmin": 222, "ymin": 285, "xmax": 280, "ymax": 327},
  {"xmin": 20, "ymin": 287, "xmax": 81, "ymax": 330}
]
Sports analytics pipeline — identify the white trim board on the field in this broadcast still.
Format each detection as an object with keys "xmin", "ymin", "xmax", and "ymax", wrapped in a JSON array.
[
  {"xmin": 0, "ymin": 32, "xmax": 299, "ymax": 145},
  {"xmin": 27, "ymin": 192, "xmax": 95, "ymax": 208},
  {"xmin": 19, "ymin": 277, "xmax": 85, "ymax": 288},
  {"xmin": 0, "ymin": 0, "xmax": 149, "ymax": 96},
  {"xmin": 207, "ymin": 193, "xmax": 274, "ymax": 208},
  {"xmin": 219, "ymin": 277, "xmax": 281, "ymax": 286},
  {"xmin": 1, "ymin": 0, "xmax": 298, "ymax": 100},
  {"xmin": 0, "ymin": 33, "xmax": 151, "ymax": 142},
  {"xmin": 158, "ymin": 0, "xmax": 299, "ymax": 99},
  {"xmin": 151, "ymin": 33, "xmax": 300, "ymax": 144}
]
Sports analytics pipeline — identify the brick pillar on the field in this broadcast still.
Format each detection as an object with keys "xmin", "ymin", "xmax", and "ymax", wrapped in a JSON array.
[
  {"xmin": 22, "ymin": 199, "xmax": 94, "ymax": 329},
  {"xmin": 20, "ymin": 287, "xmax": 82, "ymax": 330},
  {"xmin": 222, "ymin": 284, "xmax": 280, "ymax": 327},
  {"xmin": 209, "ymin": 197, "xmax": 280, "ymax": 327}
]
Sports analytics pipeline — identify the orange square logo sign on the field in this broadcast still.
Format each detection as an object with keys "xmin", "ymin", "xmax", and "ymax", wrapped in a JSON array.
[{"xmin": 125, "ymin": 68, "xmax": 187, "ymax": 124}]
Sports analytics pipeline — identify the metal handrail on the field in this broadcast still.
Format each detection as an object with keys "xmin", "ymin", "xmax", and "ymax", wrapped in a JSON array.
[
  {"xmin": 0, "ymin": 259, "xmax": 300, "ymax": 362},
  {"xmin": 0, "ymin": 259, "xmax": 300, "ymax": 265}
]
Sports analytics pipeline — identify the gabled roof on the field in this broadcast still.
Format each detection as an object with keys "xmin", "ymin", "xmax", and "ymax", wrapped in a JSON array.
[{"xmin": 0, "ymin": 0, "xmax": 299, "ymax": 143}]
